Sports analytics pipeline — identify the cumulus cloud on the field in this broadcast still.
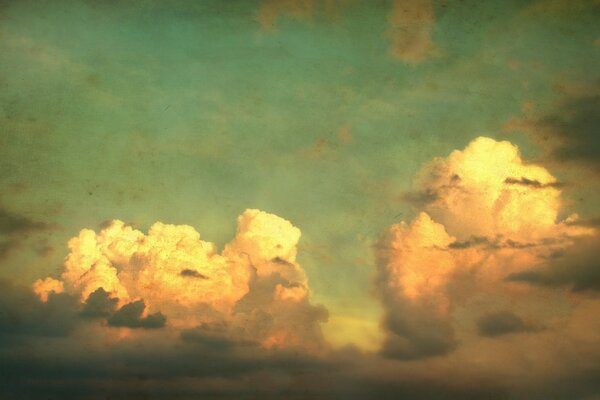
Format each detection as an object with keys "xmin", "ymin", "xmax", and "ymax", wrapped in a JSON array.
[
  {"xmin": 34, "ymin": 209, "xmax": 328, "ymax": 351},
  {"xmin": 413, "ymin": 137, "xmax": 572, "ymax": 240},
  {"xmin": 375, "ymin": 212, "xmax": 458, "ymax": 359},
  {"xmin": 10, "ymin": 141, "xmax": 600, "ymax": 397},
  {"xmin": 2, "ymin": 162, "xmax": 599, "ymax": 398},
  {"xmin": 376, "ymin": 136, "xmax": 591, "ymax": 360}
]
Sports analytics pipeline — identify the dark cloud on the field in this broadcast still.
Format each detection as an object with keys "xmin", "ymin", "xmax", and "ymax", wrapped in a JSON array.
[
  {"xmin": 107, "ymin": 300, "xmax": 166, "ymax": 329},
  {"xmin": 504, "ymin": 177, "xmax": 565, "ymax": 189},
  {"xmin": 0, "ymin": 206, "xmax": 50, "ymax": 259},
  {"xmin": 80, "ymin": 287, "xmax": 118, "ymax": 318},
  {"xmin": 0, "ymin": 278, "xmax": 598, "ymax": 399},
  {"xmin": 270, "ymin": 256, "xmax": 295, "ymax": 267},
  {"xmin": 0, "ymin": 279, "xmax": 79, "ymax": 339},
  {"xmin": 540, "ymin": 92, "xmax": 600, "ymax": 168},
  {"xmin": 566, "ymin": 216, "xmax": 600, "ymax": 228},
  {"xmin": 477, "ymin": 311, "xmax": 541, "ymax": 337},
  {"xmin": 506, "ymin": 234, "xmax": 600, "ymax": 292},
  {"xmin": 448, "ymin": 236, "xmax": 553, "ymax": 250},
  {"xmin": 0, "ymin": 207, "xmax": 47, "ymax": 235},
  {"xmin": 179, "ymin": 268, "xmax": 209, "ymax": 279},
  {"xmin": 399, "ymin": 189, "xmax": 439, "ymax": 207},
  {"xmin": 380, "ymin": 306, "xmax": 457, "ymax": 360},
  {"xmin": 181, "ymin": 322, "xmax": 257, "ymax": 352},
  {"xmin": 400, "ymin": 175, "xmax": 465, "ymax": 208},
  {"xmin": 448, "ymin": 236, "xmax": 491, "ymax": 249},
  {"xmin": 507, "ymin": 86, "xmax": 600, "ymax": 173},
  {"xmin": 3, "ymin": 336, "xmax": 596, "ymax": 400}
]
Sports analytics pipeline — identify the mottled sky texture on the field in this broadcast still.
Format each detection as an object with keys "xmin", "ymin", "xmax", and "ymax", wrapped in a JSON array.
[{"xmin": 0, "ymin": 0, "xmax": 599, "ymax": 399}]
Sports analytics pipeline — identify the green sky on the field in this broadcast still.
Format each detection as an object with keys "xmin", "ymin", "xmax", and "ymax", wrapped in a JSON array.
[{"xmin": 1, "ymin": 0, "xmax": 598, "ymax": 351}]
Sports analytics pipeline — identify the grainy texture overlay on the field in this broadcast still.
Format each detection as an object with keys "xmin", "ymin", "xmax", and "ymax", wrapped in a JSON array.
[{"xmin": 0, "ymin": 1, "xmax": 599, "ymax": 398}]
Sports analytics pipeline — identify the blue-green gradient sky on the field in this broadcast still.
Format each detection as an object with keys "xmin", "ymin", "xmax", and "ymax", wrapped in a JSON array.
[{"xmin": 0, "ymin": 1, "xmax": 599, "ymax": 398}]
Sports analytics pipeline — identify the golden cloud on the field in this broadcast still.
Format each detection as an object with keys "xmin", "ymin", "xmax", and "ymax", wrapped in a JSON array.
[
  {"xmin": 376, "ymin": 136, "xmax": 594, "ymax": 359},
  {"xmin": 34, "ymin": 209, "xmax": 326, "ymax": 351}
]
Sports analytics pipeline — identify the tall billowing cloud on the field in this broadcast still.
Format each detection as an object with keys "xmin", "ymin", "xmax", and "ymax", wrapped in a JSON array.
[
  {"xmin": 376, "ymin": 136, "xmax": 591, "ymax": 359},
  {"xmin": 415, "ymin": 137, "xmax": 568, "ymax": 240},
  {"xmin": 375, "ymin": 212, "xmax": 458, "ymax": 359},
  {"xmin": 34, "ymin": 209, "xmax": 328, "ymax": 351}
]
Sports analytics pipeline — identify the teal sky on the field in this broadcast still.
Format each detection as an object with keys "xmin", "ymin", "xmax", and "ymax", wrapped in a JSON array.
[{"xmin": 1, "ymin": 0, "xmax": 598, "ymax": 348}]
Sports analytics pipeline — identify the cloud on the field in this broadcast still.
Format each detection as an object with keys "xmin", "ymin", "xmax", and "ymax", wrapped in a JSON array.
[
  {"xmin": 535, "ymin": 91, "xmax": 600, "ymax": 169},
  {"xmin": 256, "ymin": 0, "xmax": 437, "ymax": 64},
  {"xmin": 34, "ymin": 209, "xmax": 328, "ymax": 350},
  {"xmin": 179, "ymin": 268, "xmax": 209, "ymax": 279},
  {"xmin": 9, "ymin": 141, "xmax": 600, "ymax": 397},
  {"xmin": 32, "ymin": 277, "xmax": 64, "ymax": 302},
  {"xmin": 302, "ymin": 124, "xmax": 353, "ymax": 160},
  {"xmin": 504, "ymin": 176, "xmax": 565, "ymax": 189},
  {"xmin": 387, "ymin": 0, "xmax": 436, "ymax": 63},
  {"xmin": 0, "ymin": 205, "xmax": 50, "ymax": 259},
  {"xmin": 375, "ymin": 136, "xmax": 589, "ymax": 359},
  {"xmin": 409, "ymin": 136, "xmax": 589, "ymax": 242},
  {"xmin": 398, "ymin": 188, "xmax": 439, "ymax": 207},
  {"xmin": 0, "ymin": 193, "xmax": 598, "ymax": 399},
  {"xmin": 256, "ymin": 0, "xmax": 352, "ymax": 30},
  {"xmin": 0, "ymin": 279, "xmax": 79, "ymax": 338},
  {"xmin": 80, "ymin": 287, "xmax": 118, "ymax": 318},
  {"xmin": 0, "ymin": 207, "xmax": 48, "ymax": 234},
  {"xmin": 505, "ymin": 84, "xmax": 600, "ymax": 173},
  {"xmin": 477, "ymin": 311, "xmax": 541, "ymax": 337},
  {"xmin": 566, "ymin": 216, "xmax": 600, "ymax": 228},
  {"xmin": 107, "ymin": 300, "xmax": 166, "ymax": 329},
  {"xmin": 181, "ymin": 322, "xmax": 257, "ymax": 351},
  {"xmin": 375, "ymin": 212, "xmax": 458, "ymax": 359},
  {"xmin": 507, "ymin": 233, "xmax": 600, "ymax": 292}
]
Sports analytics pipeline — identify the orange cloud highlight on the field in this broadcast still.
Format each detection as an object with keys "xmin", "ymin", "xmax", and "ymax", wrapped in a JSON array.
[
  {"xmin": 376, "ymin": 136, "xmax": 593, "ymax": 359},
  {"xmin": 34, "ymin": 209, "xmax": 327, "ymax": 350}
]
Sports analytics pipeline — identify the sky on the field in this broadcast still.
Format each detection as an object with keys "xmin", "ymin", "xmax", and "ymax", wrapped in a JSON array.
[{"xmin": 0, "ymin": 0, "xmax": 599, "ymax": 398}]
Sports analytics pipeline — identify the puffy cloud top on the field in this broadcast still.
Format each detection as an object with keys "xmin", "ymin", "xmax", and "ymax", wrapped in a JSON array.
[
  {"xmin": 34, "ymin": 209, "xmax": 326, "ymax": 350},
  {"xmin": 376, "ymin": 136, "xmax": 593, "ymax": 360},
  {"xmin": 417, "ymin": 137, "xmax": 564, "ymax": 240}
]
